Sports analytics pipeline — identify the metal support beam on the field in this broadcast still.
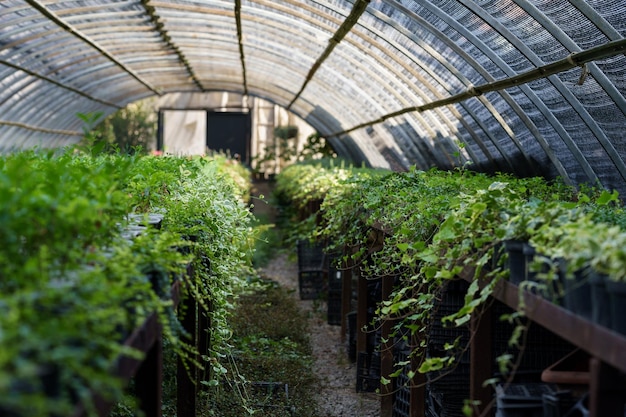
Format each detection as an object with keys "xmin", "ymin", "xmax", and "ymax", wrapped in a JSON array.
[
  {"xmin": 287, "ymin": 0, "xmax": 371, "ymax": 110},
  {"xmin": 140, "ymin": 0, "xmax": 205, "ymax": 91},
  {"xmin": 235, "ymin": 0, "xmax": 249, "ymax": 96},
  {"xmin": 25, "ymin": 0, "xmax": 163, "ymax": 96},
  {"xmin": 329, "ymin": 39, "xmax": 626, "ymax": 137}
]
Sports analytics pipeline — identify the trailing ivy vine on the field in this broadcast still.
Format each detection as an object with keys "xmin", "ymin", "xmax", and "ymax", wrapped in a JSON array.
[
  {"xmin": 0, "ymin": 149, "xmax": 255, "ymax": 416},
  {"xmin": 275, "ymin": 161, "xmax": 625, "ymax": 407}
]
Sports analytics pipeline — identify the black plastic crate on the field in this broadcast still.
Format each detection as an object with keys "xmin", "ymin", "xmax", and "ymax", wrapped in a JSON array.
[
  {"xmin": 492, "ymin": 300, "xmax": 576, "ymax": 377},
  {"xmin": 357, "ymin": 351, "xmax": 381, "ymax": 393},
  {"xmin": 298, "ymin": 270, "xmax": 325, "ymax": 300},
  {"xmin": 328, "ymin": 259, "xmax": 343, "ymax": 291},
  {"xmin": 542, "ymin": 391, "xmax": 577, "ymax": 417},
  {"xmin": 392, "ymin": 339, "xmax": 412, "ymax": 417},
  {"xmin": 296, "ymin": 239, "xmax": 325, "ymax": 271},
  {"xmin": 495, "ymin": 383, "xmax": 557, "ymax": 417},
  {"xmin": 296, "ymin": 239, "xmax": 327, "ymax": 300},
  {"xmin": 427, "ymin": 385, "xmax": 468, "ymax": 417},
  {"xmin": 428, "ymin": 280, "xmax": 471, "ymax": 353},
  {"xmin": 327, "ymin": 289, "xmax": 342, "ymax": 325},
  {"xmin": 426, "ymin": 280, "xmax": 471, "ymax": 417},
  {"xmin": 347, "ymin": 311, "xmax": 357, "ymax": 362}
]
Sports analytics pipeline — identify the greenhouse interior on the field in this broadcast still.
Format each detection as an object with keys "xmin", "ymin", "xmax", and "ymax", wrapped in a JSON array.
[{"xmin": 1, "ymin": 1, "xmax": 626, "ymax": 416}]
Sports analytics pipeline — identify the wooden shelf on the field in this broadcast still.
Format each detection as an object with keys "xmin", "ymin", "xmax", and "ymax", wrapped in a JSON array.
[
  {"xmin": 72, "ymin": 279, "xmax": 201, "ymax": 417},
  {"xmin": 490, "ymin": 278, "xmax": 626, "ymax": 374},
  {"xmin": 460, "ymin": 269, "xmax": 626, "ymax": 417}
]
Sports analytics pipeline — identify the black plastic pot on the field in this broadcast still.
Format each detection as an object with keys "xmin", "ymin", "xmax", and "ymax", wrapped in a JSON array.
[
  {"xmin": 605, "ymin": 279, "xmax": 626, "ymax": 336},
  {"xmin": 504, "ymin": 240, "xmax": 526, "ymax": 285},
  {"xmin": 562, "ymin": 265, "xmax": 593, "ymax": 321},
  {"xmin": 589, "ymin": 272, "xmax": 611, "ymax": 328}
]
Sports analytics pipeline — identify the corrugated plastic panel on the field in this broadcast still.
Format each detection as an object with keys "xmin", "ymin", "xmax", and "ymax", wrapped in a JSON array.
[{"xmin": 0, "ymin": 0, "xmax": 624, "ymax": 194}]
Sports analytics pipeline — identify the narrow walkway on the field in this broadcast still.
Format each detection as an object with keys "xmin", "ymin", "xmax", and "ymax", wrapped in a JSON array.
[
  {"xmin": 258, "ymin": 253, "xmax": 380, "ymax": 417},
  {"xmin": 251, "ymin": 179, "xmax": 380, "ymax": 416}
]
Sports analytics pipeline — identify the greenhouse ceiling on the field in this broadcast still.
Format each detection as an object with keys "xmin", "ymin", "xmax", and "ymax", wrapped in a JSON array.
[{"xmin": 1, "ymin": 0, "xmax": 626, "ymax": 195}]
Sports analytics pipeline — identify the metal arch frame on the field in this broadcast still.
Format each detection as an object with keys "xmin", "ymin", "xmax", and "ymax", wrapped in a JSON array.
[
  {"xmin": 365, "ymin": 0, "xmax": 574, "ymax": 183},
  {"xmin": 238, "ymin": 12, "xmax": 348, "ymax": 94},
  {"xmin": 248, "ymin": 67, "xmax": 384, "ymax": 162},
  {"xmin": 65, "ymin": 4, "xmax": 203, "ymax": 91},
  {"xmin": 0, "ymin": 0, "xmax": 623, "ymax": 186},
  {"xmin": 353, "ymin": 8, "xmax": 512, "ymax": 171},
  {"xmin": 375, "ymin": 1, "xmax": 565, "ymax": 176},
  {"xmin": 55, "ymin": 8, "xmax": 144, "ymax": 25},
  {"xmin": 318, "ymin": 41, "xmax": 468, "ymax": 168},
  {"xmin": 292, "ymin": 0, "xmax": 503, "ymax": 168},
  {"xmin": 24, "ymin": 0, "xmax": 162, "ymax": 95},
  {"xmin": 0, "ymin": 121, "xmax": 81, "ymax": 137},
  {"xmin": 286, "ymin": 0, "xmax": 371, "ymax": 110},
  {"xmin": 0, "ymin": 59, "xmax": 120, "ymax": 108},
  {"xmin": 243, "ymin": 85, "xmax": 379, "ymax": 167},
  {"xmin": 3, "ymin": 84, "xmax": 100, "ymax": 132},
  {"xmin": 0, "ymin": 14, "xmax": 163, "ymax": 103},
  {"xmin": 235, "ymin": 0, "xmax": 248, "ymax": 95},
  {"xmin": 46, "ymin": 1, "xmax": 140, "ymax": 17},
  {"xmin": 336, "ymin": 17, "xmax": 494, "ymax": 168},
  {"xmin": 243, "ymin": 0, "xmax": 481, "ymax": 167},
  {"xmin": 0, "ymin": 72, "xmax": 146, "ymax": 132},
  {"xmin": 509, "ymin": 0, "xmax": 626, "ymax": 184},
  {"xmin": 241, "ymin": 0, "xmax": 342, "ymax": 51},
  {"xmin": 302, "ymin": 61, "xmax": 428, "ymax": 167},
  {"xmin": 444, "ymin": 0, "xmax": 599, "ymax": 184}
]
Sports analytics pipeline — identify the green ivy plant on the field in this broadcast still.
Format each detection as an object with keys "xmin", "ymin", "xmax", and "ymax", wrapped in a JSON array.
[
  {"xmin": 0, "ymin": 148, "xmax": 256, "ymax": 416},
  {"xmin": 275, "ymin": 162, "xmax": 626, "ymax": 403}
]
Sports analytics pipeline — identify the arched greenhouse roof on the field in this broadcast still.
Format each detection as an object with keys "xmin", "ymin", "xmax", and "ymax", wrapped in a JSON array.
[{"xmin": 1, "ymin": 0, "xmax": 625, "ymax": 194}]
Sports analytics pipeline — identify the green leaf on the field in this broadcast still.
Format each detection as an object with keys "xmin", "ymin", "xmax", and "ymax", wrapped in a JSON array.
[
  {"xmin": 597, "ymin": 189, "xmax": 619, "ymax": 206},
  {"xmin": 397, "ymin": 242, "xmax": 409, "ymax": 252}
]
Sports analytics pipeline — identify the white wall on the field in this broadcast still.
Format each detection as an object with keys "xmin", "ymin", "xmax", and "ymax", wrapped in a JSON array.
[{"xmin": 163, "ymin": 110, "xmax": 206, "ymax": 155}]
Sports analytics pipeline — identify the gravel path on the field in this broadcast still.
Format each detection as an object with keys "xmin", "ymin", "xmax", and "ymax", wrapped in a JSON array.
[{"xmin": 258, "ymin": 252, "xmax": 380, "ymax": 417}]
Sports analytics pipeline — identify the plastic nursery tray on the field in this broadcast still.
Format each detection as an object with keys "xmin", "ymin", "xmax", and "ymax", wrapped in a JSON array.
[{"xmin": 495, "ymin": 383, "xmax": 557, "ymax": 417}]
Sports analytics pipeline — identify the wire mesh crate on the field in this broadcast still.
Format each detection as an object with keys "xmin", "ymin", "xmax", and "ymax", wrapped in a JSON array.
[
  {"xmin": 392, "ymin": 338, "xmax": 412, "ymax": 417},
  {"xmin": 356, "ymin": 350, "xmax": 381, "ymax": 393},
  {"xmin": 296, "ymin": 239, "xmax": 327, "ymax": 300},
  {"xmin": 327, "ymin": 288, "xmax": 342, "ymax": 325},
  {"xmin": 426, "ymin": 279, "xmax": 471, "ymax": 417}
]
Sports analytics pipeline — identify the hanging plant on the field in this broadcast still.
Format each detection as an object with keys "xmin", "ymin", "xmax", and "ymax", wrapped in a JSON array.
[{"xmin": 0, "ymin": 150, "xmax": 256, "ymax": 416}]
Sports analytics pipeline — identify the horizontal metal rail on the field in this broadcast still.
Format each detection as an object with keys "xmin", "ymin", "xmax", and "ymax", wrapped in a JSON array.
[
  {"xmin": 329, "ymin": 39, "xmax": 626, "ymax": 138},
  {"xmin": 0, "ymin": 120, "xmax": 82, "ymax": 137},
  {"xmin": 286, "ymin": 0, "xmax": 371, "ymax": 110}
]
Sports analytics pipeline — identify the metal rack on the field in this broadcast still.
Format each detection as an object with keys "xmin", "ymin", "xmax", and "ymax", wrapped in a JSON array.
[
  {"xmin": 71, "ymin": 267, "xmax": 209, "ymax": 417},
  {"xmin": 344, "ymin": 252, "xmax": 626, "ymax": 417}
]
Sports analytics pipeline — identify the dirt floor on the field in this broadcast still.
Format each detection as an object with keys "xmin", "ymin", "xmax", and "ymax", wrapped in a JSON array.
[
  {"xmin": 257, "ymin": 252, "xmax": 380, "ymax": 417},
  {"xmin": 251, "ymin": 179, "xmax": 380, "ymax": 416}
]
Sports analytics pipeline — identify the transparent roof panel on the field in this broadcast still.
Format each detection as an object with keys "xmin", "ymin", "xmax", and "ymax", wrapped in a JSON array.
[{"xmin": 0, "ymin": 0, "xmax": 625, "ymax": 195}]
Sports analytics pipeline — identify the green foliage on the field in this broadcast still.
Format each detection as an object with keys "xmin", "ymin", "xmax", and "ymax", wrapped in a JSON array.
[
  {"xmin": 299, "ymin": 132, "xmax": 337, "ymax": 161},
  {"xmin": 251, "ymin": 215, "xmax": 284, "ymax": 268},
  {"xmin": 206, "ymin": 278, "xmax": 318, "ymax": 416},
  {"xmin": 81, "ymin": 101, "xmax": 157, "ymax": 154},
  {"xmin": 275, "ymin": 162, "xmax": 625, "ymax": 401},
  {"xmin": 273, "ymin": 159, "xmax": 388, "ymax": 244},
  {"xmin": 252, "ymin": 131, "xmax": 337, "ymax": 174},
  {"xmin": 0, "ymin": 150, "xmax": 255, "ymax": 416},
  {"xmin": 274, "ymin": 125, "xmax": 299, "ymax": 140}
]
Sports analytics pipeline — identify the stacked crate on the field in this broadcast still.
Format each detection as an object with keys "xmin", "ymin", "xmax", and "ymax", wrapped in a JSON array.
[
  {"xmin": 296, "ymin": 239, "xmax": 327, "ymax": 300},
  {"xmin": 327, "ymin": 255, "xmax": 343, "ymax": 325},
  {"xmin": 392, "ymin": 337, "xmax": 412, "ymax": 417},
  {"xmin": 426, "ymin": 280, "xmax": 471, "ymax": 417}
]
